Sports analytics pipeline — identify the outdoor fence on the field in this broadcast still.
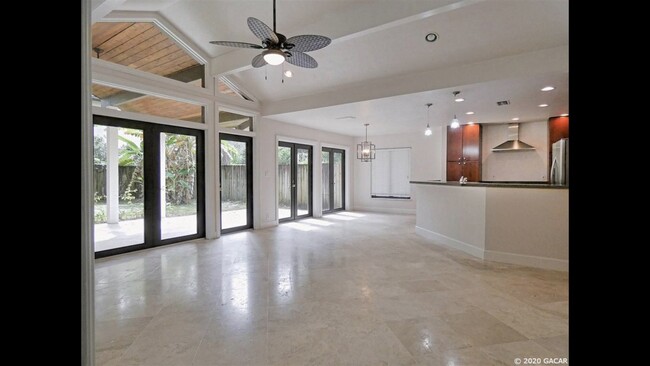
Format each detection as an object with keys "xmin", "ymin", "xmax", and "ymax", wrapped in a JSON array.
[
  {"xmin": 95, "ymin": 163, "xmax": 341, "ymax": 206},
  {"xmin": 94, "ymin": 165, "xmax": 139, "ymax": 199}
]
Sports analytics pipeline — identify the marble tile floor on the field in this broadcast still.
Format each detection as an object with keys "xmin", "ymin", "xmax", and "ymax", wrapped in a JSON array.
[{"xmin": 95, "ymin": 211, "xmax": 568, "ymax": 365}]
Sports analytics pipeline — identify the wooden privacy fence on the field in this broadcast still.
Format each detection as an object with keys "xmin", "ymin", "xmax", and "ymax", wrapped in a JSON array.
[
  {"xmin": 277, "ymin": 164, "xmax": 309, "ymax": 206},
  {"xmin": 220, "ymin": 165, "xmax": 248, "ymax": 201},
  {"xmin": 94, "ymin": 165, "xmax": 139, "ymax": 199}
]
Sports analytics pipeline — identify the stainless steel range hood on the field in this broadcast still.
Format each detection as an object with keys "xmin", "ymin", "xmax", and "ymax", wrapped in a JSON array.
[{"xmin": 491, "ymin": 123, "xmax": 535, "ymax": 152}]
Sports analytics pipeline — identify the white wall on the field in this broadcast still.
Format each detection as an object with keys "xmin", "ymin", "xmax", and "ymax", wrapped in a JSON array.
[
  {"xmin": 354, "ymin": 127, "xmax": 444, "ymax": 214},
  {"xmin": 481, "ymin": 120, "xmax": 548, "ymax": 182},
  {"xmin": 415, "ymin": 185, "xmax": 487, "ymax": 257},
  {"xmin": 256, "ymin": 118, "xmax": 355, "ymax": 228},
  {"xmin": 485, "ymin": 187, "xmax": 568, "ymax": 266}
]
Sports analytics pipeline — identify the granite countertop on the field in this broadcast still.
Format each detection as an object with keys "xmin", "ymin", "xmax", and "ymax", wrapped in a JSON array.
[{"xmin": 409, "ymin": 180, "xmax": 568, "ymax": 189}]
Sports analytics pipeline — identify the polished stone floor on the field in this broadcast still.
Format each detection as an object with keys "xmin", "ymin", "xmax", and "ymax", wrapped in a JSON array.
[{"xmin": 95, "ymin": 211, "xmax": 568, "ymax": 365}]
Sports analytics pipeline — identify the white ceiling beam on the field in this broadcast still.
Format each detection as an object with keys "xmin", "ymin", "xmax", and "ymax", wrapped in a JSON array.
[
  {"xmin": 210, "ymin": 0, "xmax": 482, "ymax": 76},
  {"xmin": 261, "ymin": 45, "xmax": 568, "ymax": 117},
  {"xmin": 91, "ymin": 0, "xmax": 129, "ymax": 23}
]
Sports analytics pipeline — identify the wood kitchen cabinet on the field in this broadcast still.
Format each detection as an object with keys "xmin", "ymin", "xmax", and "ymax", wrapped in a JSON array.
[{"xmin": 446, "ymin": 124, "xmax": 482, "ymax": 181}]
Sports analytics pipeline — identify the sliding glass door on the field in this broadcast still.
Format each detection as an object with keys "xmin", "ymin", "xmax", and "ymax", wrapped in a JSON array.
[
  {"xmin": 322, "ymin": 148, "xmax": 345, "ymax": 213},
  {"xmin": 278, "ymin": 142, "xmax": 312, "ymax": 222},
  {"xmin": 93, "ymin": 115, "xmax": 205, "ymax": 257},
  {"xmin": 220, "ymin": 134, "xmax": 253, "ymax": 233}
]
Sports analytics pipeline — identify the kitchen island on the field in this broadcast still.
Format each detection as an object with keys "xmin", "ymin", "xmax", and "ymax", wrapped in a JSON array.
[{"xmin": 411, "ymin": 180, "xmax": 568, "ymax": 271}]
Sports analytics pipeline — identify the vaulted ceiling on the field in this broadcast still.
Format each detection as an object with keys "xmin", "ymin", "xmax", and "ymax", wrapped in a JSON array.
[{"xmin": 93, "ymin": 0, "xmax": 569, "ymax": 136}]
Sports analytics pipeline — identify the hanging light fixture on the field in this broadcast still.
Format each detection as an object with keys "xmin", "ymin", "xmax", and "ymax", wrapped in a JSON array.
[
  {"xmin": 357, "ymin": 123, "xmax": 376, "ymax": 162},
  {"xmin": 424, "ymin": 103, "xmax": 433, "ymax": 136},
  {"xmin": 450, "ymin": 91, "xmax": 461, "ymax": 128}
]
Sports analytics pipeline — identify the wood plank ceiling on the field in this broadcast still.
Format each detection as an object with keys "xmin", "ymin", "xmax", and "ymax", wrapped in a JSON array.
[{"xmin": 91, "ymin": 22, "xmax": 203, "ymax": 122}]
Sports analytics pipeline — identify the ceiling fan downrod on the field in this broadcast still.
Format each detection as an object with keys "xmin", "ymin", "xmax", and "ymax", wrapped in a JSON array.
[{"xmin": 273, "ymin": 0, "xmax": 277, "ymax": 33}]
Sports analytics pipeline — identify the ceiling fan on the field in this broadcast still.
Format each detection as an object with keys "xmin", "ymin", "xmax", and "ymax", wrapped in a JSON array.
[{"xmin": 209, "ymin": 0, "xmax": 331, "ymax": 69}]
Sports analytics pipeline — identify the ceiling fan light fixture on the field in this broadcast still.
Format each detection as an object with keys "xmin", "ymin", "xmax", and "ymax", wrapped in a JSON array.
[{"xmin": 263, "ymin": 49, "xmax": 285, "ymax": 65}]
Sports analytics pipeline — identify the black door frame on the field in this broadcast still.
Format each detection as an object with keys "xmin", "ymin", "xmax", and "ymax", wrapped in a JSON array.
[
  {"xmin": 279, "ymin": 142, "xmax": 313, "ymax": 222},
  {"xmin": 93, "ymin": 115, "xmax": 205, "ymax": 258},
  {"xmin": 219, "ymin": 133, "xmax": 253, "ymax": 234},
  {"xmin": 322, "ymin": 147, "xmax": 345, "ymax": 213}
]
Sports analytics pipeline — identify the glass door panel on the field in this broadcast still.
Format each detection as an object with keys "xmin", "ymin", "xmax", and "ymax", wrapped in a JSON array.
[
  {"xmin": 93, "ymin": 125, "xmax": 145, "ymax": 252},
  {"xmin": 279, "ymin": 142, "xmax": 312, "ymax": 221},
  {"xmin": 277, "ymin": 144, "xmax": 293, "ymax": 220},
  {"xmin": 322, "ymin": 148, "xmax": 345, "ymax": 213},
  {"xmin": 161, "ymin": 133, "xmax": 198, "ymax": 240},
  {"xmin": 296, "ymin": 147, "xmax": 311, "ymax": 217},
  {"xmin": 94, "ymin": 115, "xmax": 205, "ymax": 258},
  {"xmin": 321, "ymin": 151, "xmax": 330, "ymax": 212},
  {"xmin": 333, "ymin": 151, "xmax": 344, "ymax": 210},
  {"xmin": 220, "ymin": 134, "xmax": 253, "ymax": 232}
]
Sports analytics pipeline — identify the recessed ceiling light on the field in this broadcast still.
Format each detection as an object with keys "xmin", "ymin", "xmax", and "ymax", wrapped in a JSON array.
[
  {"xmin": 425, "ymin": 33, "xmax": 438, "ymax": 42},
  {"xmin": 465, "ymin": 111, "xmax": 475, "ymax": 115},
  {"xmin": 511, "ymin": 117, "xmax": 520, "ymax": 121},
  {"xmin": 454, "ymin": 97, "xmax": 465, "ymax": 102},
  {"xmin": 284, "ymin": 70, "xmax": 293, "ymax": 77},
  {"xmin": 560, "ymin": 113, "xmax": 569, "ymax": 117},
  {"xmin": 541, "ymin": 86, "xmax": 555, "ymax": 91},
  {"xmin": 538, "ymin": 104, "xmax": 549, "ymax": 107}
]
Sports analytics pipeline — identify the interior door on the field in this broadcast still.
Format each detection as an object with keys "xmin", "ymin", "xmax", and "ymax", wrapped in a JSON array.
[
  {"xmin": 278, "ymin": 142, "xmax": 312, "ymax": 221},
  {"xmin": 220, "ymin": 133, "xmax": 253, "ymax": 233}
]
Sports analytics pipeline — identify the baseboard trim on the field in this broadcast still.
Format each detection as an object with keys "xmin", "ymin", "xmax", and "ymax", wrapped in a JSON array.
[
  {"xmin": 355, "ymin": 206, "xmax": 416, "ymax": 215},
  {"xmin": 484, "ymin": 250, "xmax": 568, "ymax": 271},
  {"xmin": 415, "ymin": 226, "xmax": 485, "ymax": 259},
  {"xmin": 415, "ymin": 226, "xmax": 568, "ymax": 271}
]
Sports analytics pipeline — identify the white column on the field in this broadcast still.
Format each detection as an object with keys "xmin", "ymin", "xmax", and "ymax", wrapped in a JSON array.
[
  {"xmin": 81, "ymin": 0, "xmax": 95, "ymax": 362},
  {"xmin": 106, "ymin": 127, "xmax": 119, "ymax": 223},
  {"xmin": 160, "ymin": 133, "xmax": 166, "ymax": 219},
  {"xmin": 204, "ymin": 101, "xmax": 218, "ymax": 238}
]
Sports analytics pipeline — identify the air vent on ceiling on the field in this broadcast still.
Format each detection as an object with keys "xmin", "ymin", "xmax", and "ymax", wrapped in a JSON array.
[
  {"xmin": 335, "ymin": 116, "xmax": 356, "ymax": 120},
  {"xmin": 496, "ymin": 100, "xmax": 510, "ymax": 106}
]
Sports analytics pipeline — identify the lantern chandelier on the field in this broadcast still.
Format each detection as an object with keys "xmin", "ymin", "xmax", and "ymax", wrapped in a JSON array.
[{"xmin": 356, "ymin": 123, "xmax": 376, "ymax": 162}]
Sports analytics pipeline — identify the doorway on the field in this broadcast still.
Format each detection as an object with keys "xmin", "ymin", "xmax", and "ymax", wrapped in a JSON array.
[
  {"xmin": 220, "ymin": 133, "xmax": 253, "ymax": 233},
  {"xmin": 93, "ymin": 115, "xmax": 205, "ymax": 258},
  {"xmin": 322, "ymin": 148, "xmax": 345, "ymax": 213},
  {"xmin": 278, "ymin": 142, "xmax": 313, "ymax": 221}
]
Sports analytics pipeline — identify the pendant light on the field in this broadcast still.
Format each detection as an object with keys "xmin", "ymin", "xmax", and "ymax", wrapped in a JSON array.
[
  {"xmin": 450, "ymin": 91, "xmax": 461, "ymax": 129},
  {"xmin": 424, "ymin": 103, "xmax": 433, "ymax": 136},
  {"xmin": 356, "ymin": 123, "xmax": 376, "ymax": 162}
]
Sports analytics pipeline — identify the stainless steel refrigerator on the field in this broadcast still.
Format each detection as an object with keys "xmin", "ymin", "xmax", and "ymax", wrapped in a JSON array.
[{"xmin": 550, "ymin": 138, "xmax": 569, "ymax": 185}]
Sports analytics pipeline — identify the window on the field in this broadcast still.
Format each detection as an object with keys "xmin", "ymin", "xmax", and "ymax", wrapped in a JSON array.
[
  {"xmin": 219, "ymin": 111, "xmax": 253, "ymax": 131},
  {"xmin": 371, "ymin": 148, "xmax": 411, "ymax": 199},
  {"xmin": 92, "ymin": 83, "xmax": 204, "ymax": 123}
]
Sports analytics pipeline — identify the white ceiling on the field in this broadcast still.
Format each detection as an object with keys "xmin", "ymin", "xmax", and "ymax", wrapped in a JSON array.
[
  {"xmin": 97, "ymin": 0, "xmax": 569, "ymax": 138},
  {"xmin": 267, "ymin": 72, "xmax": 568, "ymax": 137},
  {"xmin": 234, "ymin": 0, "xmax": 568, "ymax": 102}
]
